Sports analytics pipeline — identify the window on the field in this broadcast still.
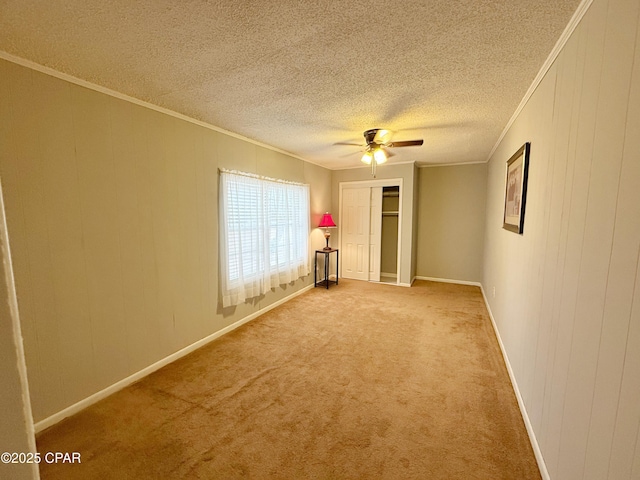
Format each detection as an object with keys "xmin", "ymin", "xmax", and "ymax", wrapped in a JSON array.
[{"xmin": 219, "ymin": 170, "xmax": 310, "ymax": 307}]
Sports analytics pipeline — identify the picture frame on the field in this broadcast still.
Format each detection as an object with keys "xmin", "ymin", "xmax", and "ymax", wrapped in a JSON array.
[{"xmin": 503, "ymin": 142, "xmax": 530, "ymax": 234}]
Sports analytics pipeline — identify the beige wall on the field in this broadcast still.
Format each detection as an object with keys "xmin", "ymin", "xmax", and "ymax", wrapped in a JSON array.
[
  {"xmin": 331, "ymin": 163, "xmax": 416, "ymax": 285},
  {"xmin": 415, "ymin": 163, "xmax": 487, "ymax": 283},
  {"xmin": 0, "ymin": 179, "xmax": 38, "ymax": 479},
  {"xmin": 380, "ymin": 215, "xmax": 398, "ymax": 274},
  {"xmin": 0, "ymin": 58, "xmax": 331, "ymax": 423},
  {"xmin": 482, "ymin": 0, "xmax": 640, "ymax": 478},
  {"xmin": 380, "ymin": 193, "xmax": 399, "ymax": 274}
]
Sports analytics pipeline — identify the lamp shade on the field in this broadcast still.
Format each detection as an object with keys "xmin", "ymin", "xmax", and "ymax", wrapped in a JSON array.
[
  {"xmin": 318, "ymin": 212, "xmax": 336, "ymax": 228},
  {"xmin": 373, "ymin": 148, "xmax": 387, "ymax": 164}
]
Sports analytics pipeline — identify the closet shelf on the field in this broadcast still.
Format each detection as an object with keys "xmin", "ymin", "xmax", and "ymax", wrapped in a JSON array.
[{"xmin": 382, "ymin": 211, "xmax": 399, "ymax": 216}]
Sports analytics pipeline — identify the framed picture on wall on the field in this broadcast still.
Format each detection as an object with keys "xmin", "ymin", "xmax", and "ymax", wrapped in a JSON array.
[{"xmin": 503, "ymin": 142, "xmax": 530, "ymax": 234}]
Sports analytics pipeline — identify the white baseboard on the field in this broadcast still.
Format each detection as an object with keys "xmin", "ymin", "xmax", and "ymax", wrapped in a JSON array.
[
  {"xmin": 414, "ymin": 275, "xmax": 482, "ymax": 287},
  {"xmin": 479, "ymin": 285, "xmax": 550, "ymax": 480},
  {"xmin": 34, "ymin": 283, "xmax": 314, "ymax": 433},
  {"xmin": 34, "ymin": 276, "xmax": 549, "ymax": 480}
]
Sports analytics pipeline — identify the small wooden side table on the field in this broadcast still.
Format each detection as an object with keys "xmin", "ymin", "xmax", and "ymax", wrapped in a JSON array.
[{"xmin": 314, "ymin": 249, "xmax": 339, "ymax": 289}]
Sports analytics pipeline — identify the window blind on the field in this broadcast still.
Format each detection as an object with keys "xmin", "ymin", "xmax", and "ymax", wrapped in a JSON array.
[{"xmin": 219, "ymin": 170, "xmax": 309, "ymax": 307}]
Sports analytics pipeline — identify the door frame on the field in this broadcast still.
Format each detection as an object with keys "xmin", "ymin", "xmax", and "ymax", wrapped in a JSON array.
[{"xmin": 338, "ymin": 178, "xmax": 403, "ymax": 285}]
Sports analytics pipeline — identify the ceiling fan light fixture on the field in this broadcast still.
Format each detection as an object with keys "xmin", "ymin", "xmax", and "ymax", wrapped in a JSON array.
[
  {"xmin": 373, "ymin": 148, "xmax": 387, "ymax": 164},
  {"xmin": 355, "ymin": 128, "xmax": 423, "ymax": 176}
]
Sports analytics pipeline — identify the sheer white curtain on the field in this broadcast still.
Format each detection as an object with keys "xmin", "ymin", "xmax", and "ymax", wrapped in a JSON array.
[{"xmin": 219, "ymin": 171, "xmax": 310, "ymax": 307}]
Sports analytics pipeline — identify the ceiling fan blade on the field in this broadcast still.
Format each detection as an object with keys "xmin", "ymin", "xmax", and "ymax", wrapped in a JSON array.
[
  {"xmin": 338, "ymin": 150, "xmax": 362, "ymax": 158},
  {"xmin": 389, "ymin": 140, "xmax": 424, "ymax": 148},
  {"xmin": 334, "ymin": 142, "xmax": 364, "ymax": 146}
]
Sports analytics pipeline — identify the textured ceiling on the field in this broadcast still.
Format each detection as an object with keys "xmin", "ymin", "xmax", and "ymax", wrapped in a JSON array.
[{"xmin": 0, "ymin": 0, "xmax": 581, "ymax": 168}]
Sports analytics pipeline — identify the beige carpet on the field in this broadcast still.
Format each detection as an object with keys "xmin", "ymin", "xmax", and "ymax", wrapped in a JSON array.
[{"xmin": 36, "ymin": 279, "xmax": 540, "ymax": 479}]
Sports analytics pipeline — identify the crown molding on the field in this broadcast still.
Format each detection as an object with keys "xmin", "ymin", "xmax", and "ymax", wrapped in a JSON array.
[
  {"xmin": 485, "ymin": 0, "xmax": 594, "ymax": 162},
  {"xmin": 0, "ymin": 50, "xmax": 316, "ymax": 166}
]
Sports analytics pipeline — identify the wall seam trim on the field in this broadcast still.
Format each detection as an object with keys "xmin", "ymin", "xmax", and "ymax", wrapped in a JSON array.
[
  {"xmin": 0, "ymin": 174, "xmax": 40, "ymax": 478},
  {"xmin": 33, "ymin": 283, "xmax": 315, "ymax": 433}
]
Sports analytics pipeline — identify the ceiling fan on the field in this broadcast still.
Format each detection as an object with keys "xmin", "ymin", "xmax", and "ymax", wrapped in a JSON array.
[{"xmin": 338, "ymin": 129, "xmax": 424, "ymax": 176}]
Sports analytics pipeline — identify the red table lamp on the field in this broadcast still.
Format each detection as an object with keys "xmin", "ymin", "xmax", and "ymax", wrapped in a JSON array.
[{"xmin": 318, "ymin": 212, "xmax": 337, "ymax": 250}]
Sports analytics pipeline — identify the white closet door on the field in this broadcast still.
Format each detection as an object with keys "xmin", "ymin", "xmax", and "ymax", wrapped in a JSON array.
[
  {"xmin": 369, "ymin": 187, "xmax": 382, "ymax": 282},
  {"xmin": 341, "ymin": 187, "xmax": 371, "ymax": 280}
]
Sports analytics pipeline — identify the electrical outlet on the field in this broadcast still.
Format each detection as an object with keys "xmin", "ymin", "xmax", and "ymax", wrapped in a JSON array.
[{"xmin": 492, "ymin": 286, "xmax": 496, "ymax": 298}]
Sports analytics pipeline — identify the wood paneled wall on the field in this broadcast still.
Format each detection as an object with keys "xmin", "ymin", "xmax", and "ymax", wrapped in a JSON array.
[
  {"xmin": 0, "ymin": 59, "xmax": 331, "ymax": 422},
  {"xmin": 483, "ymin": 0, "xmax": 640, "ymax": 478}
]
